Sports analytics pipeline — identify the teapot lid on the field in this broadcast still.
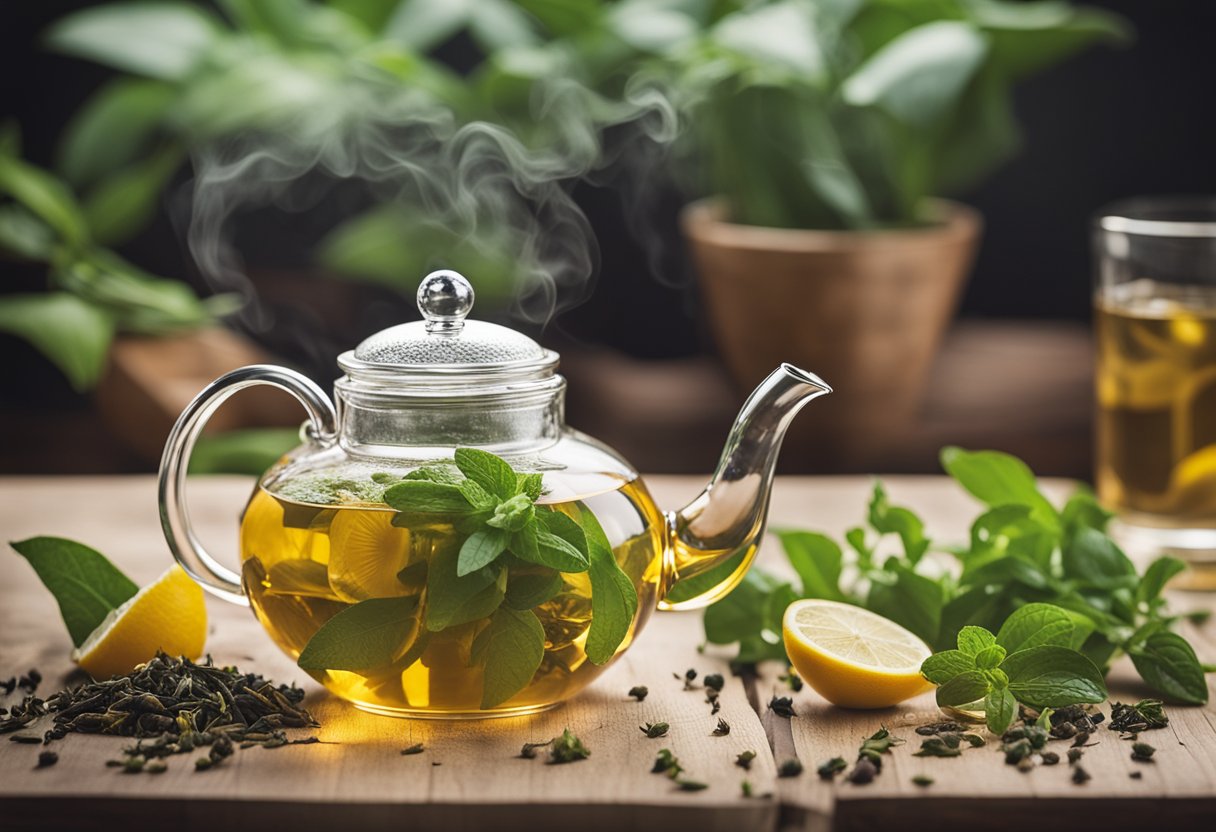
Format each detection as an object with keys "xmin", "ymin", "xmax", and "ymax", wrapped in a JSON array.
[{"xmin": 337, "ymin": 271, "xmax": 558, "ymax": 389}]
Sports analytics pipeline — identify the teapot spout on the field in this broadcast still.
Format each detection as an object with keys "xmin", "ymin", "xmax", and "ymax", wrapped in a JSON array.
[{"xmin": 659, "ymin": 364, "xmax": 831, "ymax": 611}]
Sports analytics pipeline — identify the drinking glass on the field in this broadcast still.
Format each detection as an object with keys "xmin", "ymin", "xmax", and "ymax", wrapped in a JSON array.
[{"xmin": 1093, "ymin": 197, "xmax": 1216, "ymax": 583}]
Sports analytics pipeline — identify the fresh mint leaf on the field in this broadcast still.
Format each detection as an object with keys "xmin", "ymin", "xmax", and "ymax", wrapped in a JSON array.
[
  {"xmin": 1060, "ymin": 490, "xmax": 1112, "ymax": 536},
  {"xmin": 1063, "ymin": 528, "xmax": 1137, "ymax": 590},
  {"xmin": 454, "ymin": 447, "xmax": 519, "ymax": 501},
  {"xmin": 457, "ymin": 478, "xmax": 497, "ymax": 510},
  {"xmin": 485, "ymin": 494, "xmax": 535, "ymax": 532},
  {"xmin": 11, "ymin": 536, "xmax": 139, "ymax": 647},
  {"xmin": 537, "ymin": 510, "xmax": 589, "ymax": 556},
  {"xmin": 504, "ymin": 570, "xmax": 563, "ymax": 610},
  {"xmin": 773, "ymin": 530, "xmax": 845, "ymax": 601},
  {"xmin": 1129, "ymin": 631, "xmax": 1208, "ymax": 705},
  {"xmin": 959, "ymin": 552, "xmax": 1051, "ymax": 590},
  {"xmin": 935, "ymin": 670, "xmax": 990, "ymax": 708},
  {"xmin": 956, "ymin": 625, "xmax": 996, "ymax": 656},
  {"xmin": 1001, "ymin": 646, "xmax": 1107, "ymax": 707},
  {"xmin": 968, "ymin": 504, "xmax": 1033, "ymax": 551},
  {"xmin": 474, "ymin": 606, "xmax": 545, "ymax": 708},
  {"xmin": 665, "ymin": 551, "xmax": 746, "ymax": 604},
  {"xmin": 510, "ymin": 523, "xmax": 540, "ymax": 562},
  {"xmin": 523, "ymin": 527, "xmax": 590, "ymax": 573},
  {"xmin": 1137, "ymin": 556, "xmax": 1186, "ymax": 605},
  {"xmin": 868, "ymin": 482, "xmax": 929, "ymax": 563},
  {"xmin": 940, "ymin": 446, "xmax": 1059, "ymax": 530},
  {"xmin": 975, "ymin": 644, "xmax": 1007, "ymax": 669},
  {"xmin": 704, "ymin": 569, "xmax": 785, "ymax": 645},
  {"xmin": 921, "ymin": 650, "xmax": 975, "ymax": 685},
  {"xmin": 519, "ymin": 473, "xmax": 544, "ymax": 501},
  {"xmin": 985, "ymin": 685, "xmax": 1017, "ymax": 734},
  {"xmin": 298, "ymin": 596, "xmax": 420, "ymax": 672},
  {"xmin": 383, "ymin": 480, "xmax": 475, "ymax": 515},
  {"xmin": 457, "ymin": 528, "xmax": 509, "ymax": 577},
  {"xmin": 403, "ymin": 465, "xmax": 461, "ymax": 484},
  {"xmin": 425, "ymin": 543, "xmax": 505, "ymax": 631},
  {"xmin": 866, "ymin": 562, "xmax": 941, "ymax": 646},
  {"xmin": 997, "ymin": 603, "xmax": 1090, "ymax": 653},
  {"xmin": 580, "ymin": 506, "xmax": 639, "ymax": 665}
]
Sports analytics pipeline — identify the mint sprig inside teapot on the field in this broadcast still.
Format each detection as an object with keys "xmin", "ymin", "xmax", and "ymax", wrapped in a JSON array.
[{"xmin": 382, "ymin": 448, "xmax": 590, "ymax": 577}]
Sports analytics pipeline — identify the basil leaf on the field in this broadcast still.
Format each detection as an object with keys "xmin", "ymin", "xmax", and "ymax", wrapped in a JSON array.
[
  {"xmin": 11, "ymin": 536, "xmax": 139, "ymax": 647},
  {"xmin": 457, "ymin": 528, "xmax": 509, "ymax": 577},
  {"xmin": 956, "ymin": 625, "xmax": 996, "ymax": 656},
  {"xmin": 921, "ymin": 650, "xmax": 975, "ymax": 685},
  {"xmin": 1063, "ymin": 527, "xmax": 1137, "ymax": 590},
  {"xmin": 1129, "ymin": 631, "xmax": 1209, "ymax": 705},
  {"xmin": 974, "ymin": 644, "xmax": 1007, "ymax": 669},
  {"xmin": 297, "ymin": 596, "xmax": 420, "ymax": 672},
  {"xmin": 868, "ymin": 482, "xmax": 929, "ymax": 563},
  {"xmin": 996, "ymin": 603, "xmax": 1086, "ymax": 652},
  {"xmin": 475, "ymin": 607, "xmax": 545, "ymax": 708},
  {"xmin": 984, "ymin": 685, "xmax": 1017, "ymax": 734},
  {"xmin": 866, "ymin": 562, "xmax": 941, "ymax": 646},
  {"xmin": 504, "ymin": 570, "xmax": 563, "ymax": 610},
  {"xmin": 1001, "ymin": 646, "xmax": 1107, "ymax": 707},
  {"xmin": 940, "ymin": 446, "xmax": 1059, "ymax": 530},
  {"xmin": 383, "ymin": 480, "xmax": 475, "ymax": 515},
  {"xmin": 454, "ymin": 447, "xmax": 519, "ymax": 500},
  {"xmin": 772, "ymin": 530, "xmax": 845, "ymax": 601},
  {"xmin": 1137, "ymin": 556, "xmax": 1187, "ymax": 604},
  {"xmin": 580, "ymin": 506, "xmax": 639, "ymax": 665},
  {"xmin": 425, "ymin": 544, "xmax": 504, "ymax": 631},
  {"xmin": 935, "ymin": 669, "xmax": 990, "ymax": 707}
]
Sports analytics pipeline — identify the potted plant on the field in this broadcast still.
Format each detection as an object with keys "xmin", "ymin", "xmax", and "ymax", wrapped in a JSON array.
[{"xmin": 623, "ymin": 0, "xmax": 1129, "ymax": 461}]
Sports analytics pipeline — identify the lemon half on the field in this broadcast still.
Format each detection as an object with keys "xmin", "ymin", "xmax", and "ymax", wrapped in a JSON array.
[
  {"xmin": 326, "ymin": 509, "xmax": 411, "ymax": 602},
  {"xmin": 72, "ymin": 564, "xmax": 207, "ymax": 680},
  {"xmin": 783, "ymin": 599, "xmax": 933, "ymax": 709}
]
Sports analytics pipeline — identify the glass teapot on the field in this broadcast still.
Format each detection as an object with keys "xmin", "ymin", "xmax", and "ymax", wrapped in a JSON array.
[{"xmin": 158, "ymin": 271, "xmax": 830, "ymax": 718}]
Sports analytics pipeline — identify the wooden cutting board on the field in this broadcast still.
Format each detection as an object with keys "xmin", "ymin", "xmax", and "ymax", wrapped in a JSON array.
[{"xmin": 0, "ymin": 475, "xmax": 1212, "ymax": 832}]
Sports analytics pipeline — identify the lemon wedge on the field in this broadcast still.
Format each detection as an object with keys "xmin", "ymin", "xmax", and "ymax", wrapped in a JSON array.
[
  {"xmin": 327, "ymin": 509, "xmax": 411, "ymax": 602},
  {"xmin": 72, "ymin": 565, "xmax": 207, "ymax": 680},
  {"xmin": 782, "ymin": 599, "xmax": 933, "ymax": 709}
]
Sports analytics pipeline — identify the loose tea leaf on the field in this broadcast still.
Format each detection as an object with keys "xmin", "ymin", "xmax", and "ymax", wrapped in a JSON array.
[
  {"xmin": 1072, "ymin": 766, "xmax": 1092, "ymax": 785},
  {"xmin": 675, "ymin": 778, "xmax": 708, "ymax": 791},
  {"xmin": 549, "ymin": 728, "xmax": 589, "ymax": 764},
  {"xmin": 628, "ymin": 685, "xmax": 648, "ymax": 702},
  {"xmin": 1110, "ymin": 699, "xmax": 1168, "ymax": 734},
  {"xmin": 735, "ymin": 750, "xmax": 756, "ymax": 770},
  {"xmin": 652, "ymin": 748, "xmax": 682, "ymax": 778},
  {"xmin": 703, "ymin": 674, "xmax": 724, "ymax": 692},
  {"xmin": 768, "ymin": 695, "xmax": 795, "ymax": 718},
  {"xmin": 777, "ymin": 759, "xmax": 803, "ymax": 778},
  {"xmin": 1131, "ymin": 742, "xmax": 1156, "ymax": 762},
  {"xmin": 640, "ymin": 721, "xmax": 670, "ymax": 738},
  {"xmin": 817, "ymin": 757, "xmax": 847, "ymax": 779},
  {"xmin": 36, "ymin": 750, "xmax": 58, "ymax": 768},
  {"xmin": 912, "ymin": 775, "xmax": 933, "ymax": 787},
  {"xmin": 401, "ymin": 743, "xmax": 425, "ymax": 755},
  {"xmin": 847, "ymin": 758, "xmax": 877, "ymax": 784},
  {"xmin": 712, "ymin": 718, "xmax": 730, "ymax": 736},
  {"xmin": 519, "ymin": 739, "xmax": 552, "ymax": 759}
]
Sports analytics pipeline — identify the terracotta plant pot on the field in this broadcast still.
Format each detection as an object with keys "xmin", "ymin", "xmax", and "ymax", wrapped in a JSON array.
[{"xmin": 682, "ymin": 198, "xmax": 982, "ymax": 466}]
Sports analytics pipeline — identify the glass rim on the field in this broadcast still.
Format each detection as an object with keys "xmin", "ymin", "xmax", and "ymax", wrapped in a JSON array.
[{"xmin": 1097, "ymin": 196, "xmax": 1216, "ymax": 239}]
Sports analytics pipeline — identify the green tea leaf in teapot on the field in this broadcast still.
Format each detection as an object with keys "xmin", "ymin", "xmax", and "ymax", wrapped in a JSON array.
[
  {"xmin": 518, "ymin": 473, "xmax": 544, "ymax": 501},
  {"xmin": 580, "ymin": 505, "xmax": 639, "ymax": 665},
  {"xmin": 457, "ymin": 528, "xmax": 510, "ymax": 577},
  {"xmin": 10, "ymin": 536, "xmax": 139, "ymax": 647},
  {"xmin": 425, "ymin": 544, "xmax": 505, "ymax": 631},
  {"xmin": 455, "ymin": 447, "xmax": 519, "ymax": 501},
  {"xmin": 527, "ymin": 531, "xmax": 590, "ymax": 573},
  {"xmin": 297, "ymin": 595, "xmax": 421, "ymax": 672},
  {"xmin": 504, "ymin": 570, "xmax": 564, "ymax": 610},
  {"xmin": 474, "ymin": 607, "xmax": 545, "ymax": 708},
  {"xmin": 383, "ymin": 480, "xmax": 477, "ymax": 516},
  {"xmin": 486, "ymin": 494, "xmax": 535, "ymax": 533}
]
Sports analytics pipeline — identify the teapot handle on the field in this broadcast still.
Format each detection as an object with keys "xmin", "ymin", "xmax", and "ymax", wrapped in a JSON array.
[{"xmin": 157, "ymin": 365, "xmax": 338, "ymax": 605}]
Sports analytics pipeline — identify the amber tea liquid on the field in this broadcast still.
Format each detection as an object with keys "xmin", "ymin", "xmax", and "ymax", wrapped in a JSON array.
[
  {"xmin": 239, "ymin": 473, "xmax": 663, "ymax": 717},
  {"xmin": 1095, "ymin": 281, "xmax": 1216, "ymax": 558}
]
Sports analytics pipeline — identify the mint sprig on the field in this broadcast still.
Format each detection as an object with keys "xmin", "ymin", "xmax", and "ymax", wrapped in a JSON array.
[
  {"xmin": 923, "ymin": 604, "xmax": 1107, "ymax": 733},
  {"xmin": 702, "ymin": 446, "xmax": 1212, "ymax": 705}
]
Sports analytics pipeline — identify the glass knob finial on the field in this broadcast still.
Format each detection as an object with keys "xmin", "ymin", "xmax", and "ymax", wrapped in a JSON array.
[{"xmin": 417, "ymin": 270, "xmax": 474, "ymax": 333}]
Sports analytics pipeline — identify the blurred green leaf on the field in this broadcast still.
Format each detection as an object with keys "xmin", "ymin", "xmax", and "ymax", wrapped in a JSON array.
[
  {"xmin": 710, "ymin": 0, "xmax": 827, "ymax": 82},
  {"xmin": 82, "ymin": 145, "xmax": 184, "ymax": 246},
  {"xmin": 0, "ymin": 293, "xmax": 113, "ymax": 391},
  {"xmin": 0, "ymin": 206, "xmax": 57, "ymax": 261},
  {"xmin": 189, "ymin": 427, "xmax": 301, "ymax": 475},
  {"xmin": 45, "ymin": 2, "xmax": 221, "ymax": 80},
  {"xmin": 842, "ymin": 21, "xmax": 989, "ymax": 129},
  {"xmin": 57, "ymin": 79, "xmax": 176, "ymax": 188},
  {"xmin": 326, "ymin": 0, "xmax": 402, "ymax": 32},
  {"xmin": 968, "ymin": 0, "xmax": 1132, "ymax": 79},
  {"xmin": 0, "ymin": 151, "xmax": 89, "ymax": 248},
  {"xmin": 384, "ymin": 0, "xmax": 474, "ymax": 52}
]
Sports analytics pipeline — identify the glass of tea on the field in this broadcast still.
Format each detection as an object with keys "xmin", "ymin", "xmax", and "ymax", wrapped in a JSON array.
[{"xmin": 1094, "ymin": 197, "xmax": 1216, "ymax": 581}]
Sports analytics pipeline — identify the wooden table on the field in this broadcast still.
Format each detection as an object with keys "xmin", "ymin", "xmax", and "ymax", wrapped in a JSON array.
[{"xmin": 1, "ymin": 475, "xmax": 1213, "ymax": 831}]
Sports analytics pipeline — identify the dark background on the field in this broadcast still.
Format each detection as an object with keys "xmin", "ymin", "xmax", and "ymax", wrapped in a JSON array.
[{"xmin": 2, "ymin": 0, "xmax": 1215, "ymax": 472}]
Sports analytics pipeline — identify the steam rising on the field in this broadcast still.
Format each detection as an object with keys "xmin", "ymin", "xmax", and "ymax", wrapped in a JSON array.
[{"xmin": 186, "ymin": 71, "xmax": 677, "ymax": 332}]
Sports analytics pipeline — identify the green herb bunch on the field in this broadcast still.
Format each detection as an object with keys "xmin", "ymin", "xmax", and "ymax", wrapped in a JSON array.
[
  {"xmin": 296, "ymin": 448, "xmax": 638, "ymax": 709},
  {"xmin": 703, "ymin": 446, "xmax": 1211, "ymax": 706}
]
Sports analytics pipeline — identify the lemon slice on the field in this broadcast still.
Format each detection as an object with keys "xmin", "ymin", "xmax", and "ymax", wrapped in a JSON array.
[
  {"xmin": 72, "ymin": 565, "xmax": 206, "ymax": 680},
  {"xmin": 783, "ymin": 599, "xmax": 933, "ymax": 709},
  {"xmin": 327, "ymin": 509, "xmax": 411, "ymax": 602}
]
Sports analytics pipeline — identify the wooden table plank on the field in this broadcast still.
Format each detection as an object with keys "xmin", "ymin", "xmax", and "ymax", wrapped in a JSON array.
[{"xmin": 1, "ymin": 474, "xmax": 1213, "ymax": 832}]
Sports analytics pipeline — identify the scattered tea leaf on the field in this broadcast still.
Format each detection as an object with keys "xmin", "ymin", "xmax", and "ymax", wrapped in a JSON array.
[
  {"xmin": 768, "ymin": 695, "xmax": 795, "ymax": 718},
  {"xmin": 549, "ymin": 728, "xmax": 589, "ymax": 764},
  {"xmin": 735, "ymin": 750, "xmax": 756, "ymax": 770},
  {"xmin": 36, "ymin": 750, "xmax": 58, "ymax": 768},
  {"xmin": 675, "ymin": 778, "xmax": 708, "ymax": 791},
  {"xmin": 1131, "ymin": 742, "xmax": 1156, "ymax": 762},
  {"xmin": 401, "ymin": 743, "xmax": 425, "ymax": 755},
  {"xmin": 640, "ymin": 721, "xmax": 670, "ymax": 739},
  {"xmin": 712, "ymin": 718, "xmax": 730, "ymax": 737},
  {"xmin": 652, "ymin": 748, "xmax": 683, "ymax": 778},
  {"xmin": 628, "ymin": 685, "xmax": 648, "ymax": 702},
  {"xmin": 703, "ymin": 673, "xmax": 724, "ymax": 692},
  {"xmin": 817, "ymin": 756, "xmax": 847, "ymax": 779},
  {"xmin": 912, "ymin": 774, "xmax": 933, "ymax": 787},
  {"xmin": 777, "ymin": 759, "xmax": 803, "ymax": 778},
  {"xmin": 519, "ymin": 739, "xmax": 552, "ymax": 759}
]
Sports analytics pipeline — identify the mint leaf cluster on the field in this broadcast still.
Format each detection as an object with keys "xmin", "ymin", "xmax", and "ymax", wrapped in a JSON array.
[
  {"xmin": 922, "ymin": 604, "xmax": 1106, "ymax": 733},
  {"xmin": 703, "ymin": 446, "xmax": 1211, "ymax": 705},
  {"xmin": 296, "ymin": 448, "xmax": 638, "ymax": 710}
]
